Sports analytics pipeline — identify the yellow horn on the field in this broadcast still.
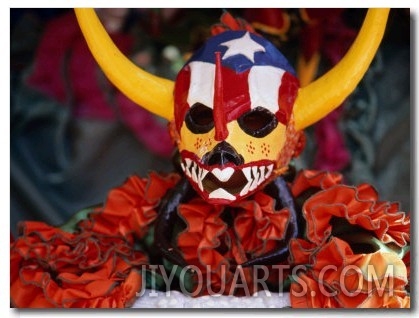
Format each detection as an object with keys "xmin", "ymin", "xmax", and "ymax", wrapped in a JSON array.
[
  {"xmin": 293, "ymin": 8, "xmax": 390, "ymax": 131},
  {"xmin": 74, "ymin": 8, "xmax": 174, "ymax": 121}
]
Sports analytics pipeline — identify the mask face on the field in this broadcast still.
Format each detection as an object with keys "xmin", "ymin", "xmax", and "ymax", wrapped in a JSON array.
[{"xmin": 173, "ymin": 30, "xmax": 299, "ymax": 204}]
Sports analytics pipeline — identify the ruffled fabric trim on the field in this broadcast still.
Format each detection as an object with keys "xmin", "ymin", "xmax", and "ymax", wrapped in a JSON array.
[
  {"xmin": 11, "ymin": 169, "xmax": 410, "ymax": 308},
  {"xmin": 300, "ymin": 178, "xmax": 410, "ymax": 248},
  {"xmin": 291, "ymin": 169, "xmax": 343, "ymax": 197},
  {"xmin": 289, "ymin": 237, "xmax": 410, "ymax": 308},
  {"xmin": 176, "ymin": 192, "xmax": 292, "ymax": 296},
  {"xmin": 177, "ymin": 198, "xmax": 229, "ymax": 270},
  {"xmin": 232, "ymin": 192, "xmax": 291, "ymax": 258},
  {"xmin": 11, "ymin": 222, "xmax": 146, "ymax": 308},
  {"xmin": 80, "ymin": 172, "xmax": 180, "ymax": 241},
  {"xmin": 288, "ymin": 170, "xmax": 410, "ymax": 308}
]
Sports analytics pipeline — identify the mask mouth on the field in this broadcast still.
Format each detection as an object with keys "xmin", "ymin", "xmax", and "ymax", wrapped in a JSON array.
[
  {"xmin": 180, "ymin": 152, "xmax": 275, "ymax": 204},
  {"xmin": 202, "ymin": 168, "xmax": 247, "ymax": 195}
]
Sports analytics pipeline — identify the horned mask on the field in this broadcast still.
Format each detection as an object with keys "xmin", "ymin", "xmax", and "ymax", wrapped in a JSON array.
[{"xmin": 75, "ymin": 8, "xmax": 389, "ymax": 205}]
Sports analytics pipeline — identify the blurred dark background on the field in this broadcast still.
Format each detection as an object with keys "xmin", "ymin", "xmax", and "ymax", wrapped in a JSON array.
[{"xmin": 10, "ymin": 8, "xmax": 410, "ymax": 236}]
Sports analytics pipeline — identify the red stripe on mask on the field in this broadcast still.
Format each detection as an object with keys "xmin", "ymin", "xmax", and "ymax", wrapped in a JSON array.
[{"xmin": 213, "ymin": 52, "xmax": 229, "ymax": 141}]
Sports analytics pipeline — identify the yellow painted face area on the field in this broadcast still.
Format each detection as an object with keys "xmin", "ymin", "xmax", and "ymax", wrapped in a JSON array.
[
  {"xmin": 178, "ymin": 120, "xmax": 287, "ymax": 165},
  {"xmin": 178, "ymin": 124, "xmax": 215, "ymax": 160}
]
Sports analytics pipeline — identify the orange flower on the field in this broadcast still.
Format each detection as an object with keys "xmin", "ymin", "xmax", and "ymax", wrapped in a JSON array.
[
  {"xmin": 291, "ymin": 169, "xmax": 343, "ymax": 198},
  {"xmin": 290, "ymin": 170, "xmax": 410, "ymax": 249},
  {"xmin": 289, "ymin": 237, "xmax": 410, "ymax": 308},
  {"xmin": 176, "ymin": 193, "xmax": 293, "ymax": 296},
  {"xmin": 11, "ymin": 222, "xmax": 147, "ymax": 308},
  {"xmin": 301, "ymin": 183, "xmax": 410, "ymax": 247},
  {"xmin": 354, "ymin": 251, "xmax": 410, "ymax": 308},
  {"xmin": 177, "ymin": 198, "xmax": 232, "ymax": 294},
  {"xmin": 232, "ymin": 191, "xmax": 290, "ymax": 259},
  {"xmin": 81, "ymin": 172, "xmax": 180, "ymax": 240},
  {"xmin": 290, "ymin": 271, "xmax": 341, "ymax": 308}
]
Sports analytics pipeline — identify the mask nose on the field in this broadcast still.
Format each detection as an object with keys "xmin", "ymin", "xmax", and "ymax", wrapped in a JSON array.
[{"xmin": 203, "ymin": 141, "xmax": 244, "ymax": 166}]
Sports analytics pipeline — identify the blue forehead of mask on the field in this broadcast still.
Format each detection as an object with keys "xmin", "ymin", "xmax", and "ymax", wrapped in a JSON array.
[{"xmin": 187, "ymin": 30, "xmax": 296, "ymax": 75}]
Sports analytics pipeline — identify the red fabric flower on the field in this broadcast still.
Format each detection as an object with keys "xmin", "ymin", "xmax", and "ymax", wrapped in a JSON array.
[
  {"xmin": 232, "ymin": 191, "xmax": 290, "ymax": 259},
  {"xmin": 291, "ymin": 170, "xmax": 410, "ymax": 248},
  {"xmin": 302, "ymin": 182, "xmax": 410, "ymax": 247},
  {"xmin": 11, "ymin": 222, "xmax": 147, "ymax": 308},
  {"xmin": 176, "ymin": 192, "xmax": 292, "ymax": 296},
  {"xmin": 81, "ymin": 172, "xmax": 180, "ymax": 241},
  {"xmin": 289, "ymin": 237, "xmax": 410, "ymax": 308},
  {"xmin": 288, "ymin": 170, "xmax": 410, "ymax": 308},
  {"xmin": 211, "ymin": 11, "xmax": 256, "ymax": 35},
  {"xmin": 291, "ymin": 169, "xmax": 343, "ymax": 197},
  {"xmin": 177, "ymin": 198, "xmax": 227, "ymax": 265},
  {"xmin": 177, "ymin": 198, "xmax": 233, "ymax": 294}
]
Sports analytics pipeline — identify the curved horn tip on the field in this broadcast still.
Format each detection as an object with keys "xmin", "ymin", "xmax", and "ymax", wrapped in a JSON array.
[
  {"xmin": 293, "ymin": 8, "xmax": 390, "ymax": 131},
  {"xmin": 74, "ymin": 8, "xmax": 175, "ymax": 121}
]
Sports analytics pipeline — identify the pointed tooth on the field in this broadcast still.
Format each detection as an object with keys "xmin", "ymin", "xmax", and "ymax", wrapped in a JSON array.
[
  {"xmin": 180, "ymin": 162, "xmax": 186, "ymax": 173},
  {"xmin": 191, "ymin": 162, "xmax": 198, "ymax": 183},
  {"xmin": 239, "ymin": 181, "xmax": 252, "ymax": 197},
  {"xmin": 184, "ymin": 158, "xmax": 192, "ymax": 177},
  {"xmin": 198, "ymin": 166, "xmax": 204, "ymax": 191},
  {"xmin": 200, "ymin": 168, "xmax": 209, "ymax": 180},
  {"xmin": 211, "ymin": 167, "xmax": 235, "ymax": 182},
  {"xmin": 242, "ymin": 167, "xmax": 252, "ymax": 182},
  {"xmin": 257, "ymin": 166, "xmax": 266, "ymax": 185},
  {"xmin": 249, "ymin": 167, "xmax": 260, "ymax": 191},
  {"xmin": 249, "ymin": 177, "xmax": 259, "ymax": 191},
  {"xmin": 209, "ymin": 188, "xmax": 236, "ymax": 201},
  {"xmin": 185, "ymin": 158, "xmax": 192, "ymax": 168},
  {"xmin": 251, "ymin": 167, "xmax": 259, "ymax": 182},
  {"xmin": 240, "ymin": 167, "xmax": 253, "ymax": 196},
  {"xmin": 266, "ymin": 164, "xmax": 273, "ymax": 178},
  {"xmin": 197, "ymin": 167, "xmax": 208, "ymax": 191}
]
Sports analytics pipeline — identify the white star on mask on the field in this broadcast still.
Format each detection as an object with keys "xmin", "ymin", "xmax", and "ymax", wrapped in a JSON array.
[{"xmin": 220, "ymin": 32, "xmax": 266, "ymax": 63}]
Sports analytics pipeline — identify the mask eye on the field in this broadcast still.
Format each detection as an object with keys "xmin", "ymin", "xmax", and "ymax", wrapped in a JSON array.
[
  {"xmin": 185, "ymin": 103, "xmax": 214, "ymax": 133},
  {"xmin": 238, "ymin": 107, "xmax": 278, "ymax": 138}
]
